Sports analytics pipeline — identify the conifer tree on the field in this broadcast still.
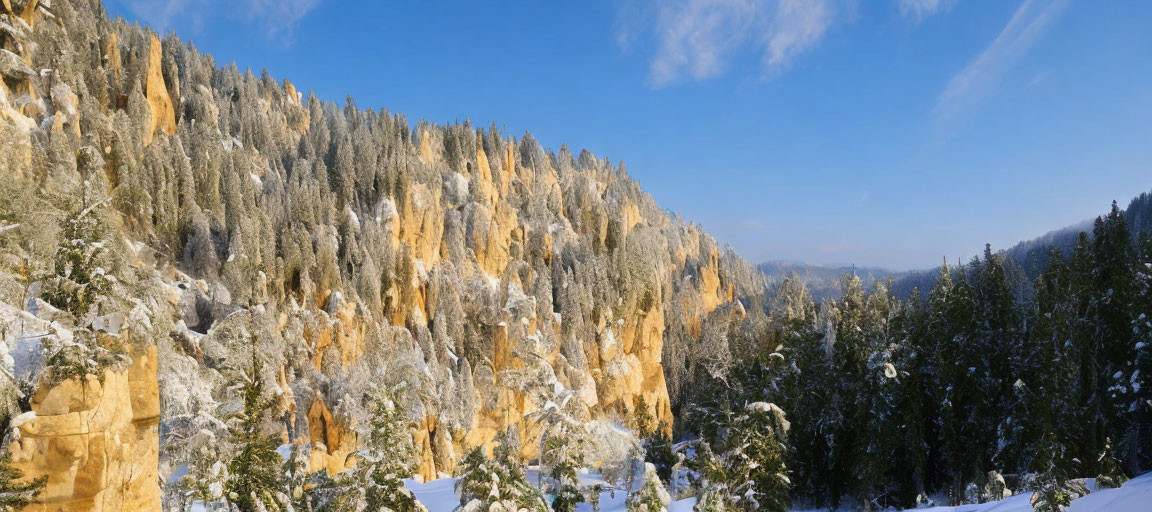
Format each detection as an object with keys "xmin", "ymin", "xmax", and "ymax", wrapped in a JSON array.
[
  {"xmin": 330, "ymin": 387, "xmax": 422, "ymax": 511},
  {"xmin": 224, "ymin": 352, "xmax": 285, "ymax": 512},
  {"xmin": 42, "ymin": 199, "xmax": 113, "ymax": 319},
  {"xmin": 1029, "ymin": 433, "xmax": 1087, "ymax": 512},
  {"xmin": 454, "ymin": 432, "xmax": 548, "ymax": 512},
  {"xmin": 641, "ymin": 421, "xmax": 676, "ymax": 484}
]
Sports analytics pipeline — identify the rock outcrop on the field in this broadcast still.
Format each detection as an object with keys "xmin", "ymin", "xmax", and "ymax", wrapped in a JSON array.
[
  {"xmin": 142, "ymin": 34, "xmax": 176, "ymax": 145},
  {"xmin": 8, "ymin": 346, "xmax": 160, "ymax": 512}
]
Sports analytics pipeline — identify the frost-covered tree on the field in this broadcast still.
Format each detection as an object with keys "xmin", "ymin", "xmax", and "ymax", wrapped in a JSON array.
[
  {"xmin": 42, "ymin": 199, "xmax": 113, "ymax": 319},
  {"xmin": 224, "ymin": 353, "xmax": 285, "ymax": 512},
  {"xmin": 329, "ymin": 387, "xmax": 422, "ymax": 511},
  {"xmin": 454, "ymin": 434, "xmax": 548, "ymax": 512},
  {"xmin": 726, "ymin": 402, "xmax": 790, "ymax": 511},
  {"xmin": 626, "ymin": 463, "xmax": 669, "ymax": 512},
  {"xmin": 1093, "ymin": 440, "xmax": 1128, "ymax": 490},
  {"xmin": 529, "ymin": 385, "xmax": 586, "ymax": 512}
]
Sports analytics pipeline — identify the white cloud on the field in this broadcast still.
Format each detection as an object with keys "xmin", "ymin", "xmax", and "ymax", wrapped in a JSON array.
[
  {"xmin": 764, "ymin": 0, "xmax": 833, "ymax": 72},
  {"xmin": 899, "ymin": 0, "xmax": 958, "ymax": 21},
  {"xmin": 120, "ymin": 0, "xmax": 320, "ymax": 41},
  {"xmin": 934, "ymin": 0, "xmax": 1070, "ymax": 120},
  {"xmin": 623, "ymin": 0, "xmax": 838, "ymax": 87}
]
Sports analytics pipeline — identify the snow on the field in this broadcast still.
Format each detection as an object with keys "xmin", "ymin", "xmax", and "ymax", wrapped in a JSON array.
[
  {"xmin": 10, "ymin": 411, "xmax": 36, "ymax": 429},
  {"xmin": 882, "ymin": 473, "xmax": 1152, "ymax": 512},
  {"xmin": 405, "ymin": 474, "xmax": 700, "ymax": 512},
  {"xmin": 403, "ymin": 471, "xmax": 1152, "ymax": 512}
]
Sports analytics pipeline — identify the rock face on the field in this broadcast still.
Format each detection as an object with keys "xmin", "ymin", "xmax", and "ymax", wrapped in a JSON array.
[
  {"xmin": 142, "ymin": 34, "xmax": 176, "ymax": 145},
  {"xmin": 8, "ymin": 346, "xmax": 161, "ymax": 512},
  {"xmin": 0, "ymin": 0, "xmax": 767, "ymax": 507}
]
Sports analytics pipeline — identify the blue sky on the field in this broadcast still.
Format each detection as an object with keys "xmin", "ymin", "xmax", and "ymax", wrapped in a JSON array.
[{"xmin": 105, "ymin": 0, "xmax": 1152, "ymax": 270}]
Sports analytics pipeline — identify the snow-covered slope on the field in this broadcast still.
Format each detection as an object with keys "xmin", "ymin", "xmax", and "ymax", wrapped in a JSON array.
[
  {"xmin": 407, "ymin": 472, "xmax": 1152, "ymax": 512},
  {"xmin": 901, "ymin": 473, "xmax": 1152, "ymax": 512}
]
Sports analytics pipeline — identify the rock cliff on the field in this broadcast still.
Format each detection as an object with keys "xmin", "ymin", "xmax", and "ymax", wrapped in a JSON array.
[{"xmin": 0, "ymin": 0, "xmax": 768, "ymax": 507}]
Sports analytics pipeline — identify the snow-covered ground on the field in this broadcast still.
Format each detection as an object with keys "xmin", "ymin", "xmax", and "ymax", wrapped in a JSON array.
[
  {"xmin": 896, "ymin": 472, "xmax": 1152, "ymax": 512},
  {"xmin": 405, "ymin": 474, "xmax": 698, "ymax": 512},
  {"xmin": 406, "ymin": 471, "xmax": 1152, "ymax": 512}
]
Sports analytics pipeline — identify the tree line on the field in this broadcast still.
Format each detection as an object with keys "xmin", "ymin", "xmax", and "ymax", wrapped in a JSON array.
[{"xmin": 680, "ymin": 201, "xmax": 1151, "ymax": 510}]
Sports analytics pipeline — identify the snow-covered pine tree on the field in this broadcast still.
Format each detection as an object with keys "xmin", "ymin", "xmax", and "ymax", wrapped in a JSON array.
[
  {"xmin": 690, "ymin": 441, "xmax": 730, "ymax": 512},
  {"xmin": 454, "ymin": 431, "xmax": 548, "ymax": 512},
  {"xmin": 178, "ymin": 437, "xmax": 229, "ymax": 511},
  {"xmin": 542, "ymin": 432, "xmax": 584, "ymax": 512},
  {"xmin": 1093, "ymin": 439, "xmax": 1128, "ymax": 489},
  {"xmin": 224, "ymin": 352, "xmax": 286, "ymax": 512},
  {"xmin": 626, "ymin": 463, "xmax": 670, "ymax": 512},
  {"xmin": 530, "ymin": 385, "xmax": 586, "ymax": 512},
  {"xmin": 282, "ymin": 443, "xmax": 316, "ymax": 512},
  {"xmin": 1029, "ymin": 433, "xmax": 1088, "ymax": 512},
  {"xmin": 774, "ymin": 277, "xmax": 834, "ymax": 503},
  {"xmin": 728, "ymin": 402, "xmax": 790, "ymax": 511},
  {"xmin": 330, "ymin": 386, "xmax": 423, "ymax": 511},
  {"xmin": 1122, "ymin": 230, "xmax": 1151, "ymax": 473},
  {"xmin": 42, "ymin": 195, "xmax": 113, "ymax": 319},
  {"xmin": 641, "ymin": 421, "xmax": 676, "ymax": 484}
]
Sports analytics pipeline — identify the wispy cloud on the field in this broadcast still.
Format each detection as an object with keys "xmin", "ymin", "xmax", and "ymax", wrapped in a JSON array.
[
  {"xmin": 620, "ymin": 0, "xmax": 839, "ymax": 87},
  {"xmin": 934, "ymin": 0, "xmax": 1070, "ymax": 120},
  {"xmin": 119, "ymin": 0, "xmax": 321, "ymax": 41},
  {"xmin": 899, "ymin": 0, "xmax": 959, "ymax": 21}
]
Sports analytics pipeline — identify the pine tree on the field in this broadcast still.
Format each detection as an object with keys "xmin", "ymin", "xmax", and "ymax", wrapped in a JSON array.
[
  {"xmin": 642, "ymin": 421, "xmax": 677, "ymax": 484},
  {"xmin": 1093, "ymin": 439, "xmax": 1128, "ymax": 489},
  {"xmin": 728, "ymin": 402, "xmax": 790, "ymax": 511},
  {"xmin": 689, "ymin": 402, "xmax": 790, "ymax": 511},
  {"xmin": 1122, "ymin": 231, "xmax": 1151, "ymax": 473},
  {"xmin": 224, "ymin": 352, "xmax": 286, "ymax": 512},
  {"xmin": 0, "ymin": 452, "xmax": 46, "ymax": 511},
  {"xmin": 543, "ymin": 432, "xmax": 584, "ymax": 512},
  {"xmin": 1029, "ymin": 434, "xmax": 1087, "ymax": 512},
  {"xmin": 330, "ymin": 387, "xmax": 422, "ymax": 511},
  {"xmin": 179, "ymin": 436, "xmax": 230, "ymax": 511},
  {"xmin": 454, "ymin": 433, "xmax": 548, "ymax": 512},
  {"xmin": 1089, "ymin": 202, "xmax": 1137, "ymax": 470},
  {"xmin": 282, "ymin": 443, "xmax": 316, "ymax": 512},
  {"xmin": 42, "ymin": 199, "xmax": 114, "ymax": 319},
  {"xmin": 530, "ymin": 383, "xmax": 587, "ymax": 512},
  {"xmin": 626, "ymin": 463, "xmax": 669, "ymax": 512}
]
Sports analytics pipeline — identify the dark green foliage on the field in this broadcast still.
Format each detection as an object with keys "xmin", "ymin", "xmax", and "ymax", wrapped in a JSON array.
[
  {"xmin": 688, "ymin": 403, "xmax": 790, "ymax": 512},
  {"xmin": 454, "ymin": 435, "xmax": 548, "ymax": 512},
  {"xmin": 42, "ymin": 202, "xmax": 113, "ymax": 319},
  {"xmin": 224, "ymin": 352, "xmax": 285, "ymax": 512},
  {"xmin": 626, "ymin": 464, "xmax": 669, "ymax": 512},
  {"xmin": 1029, "ymin": 433, "xmax": 1088, "ymax": 512},
  {"xmin": 642, "ymin": 423, "xmax": 677, "ymax": 483},
  {"xmin": 679, "ymin": 197, "xmax": 1151, "ymax": 510},
  {"xmin": 330, "ymin": 388, "xmax": 420, "ymax": 511},
  {"xmin": 0, "ymin": 452, "xmax": 46, "ymax": 511}
]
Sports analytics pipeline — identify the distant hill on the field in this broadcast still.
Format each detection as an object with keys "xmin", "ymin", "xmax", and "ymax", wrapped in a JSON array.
[
  {"xmin": 765, "ymin": 187, "xmax": 1152, "ymax": 301},
  {"xmin": 759, "ymin": 261, "xmax": 907, "ymax": 301},
  {"xmin": 894, "ymin": 187, "xmax": 1152, "ymax": 298}
]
